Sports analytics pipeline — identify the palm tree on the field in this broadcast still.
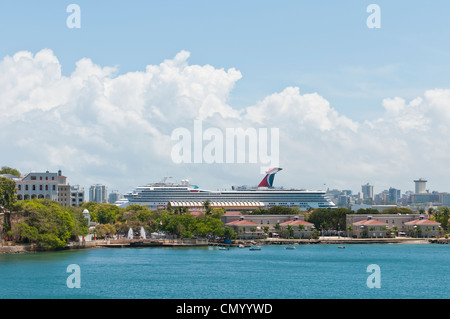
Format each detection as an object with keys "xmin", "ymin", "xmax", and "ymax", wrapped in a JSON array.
[
  {"xmin": 392, "ymin": 226, "xmax": 399, "ymax": 237},
  {"xmin": 369, "ymin": 226, "xmax": 375, "ymax": 238},
  {"xmin": 202, "ymin": 200, "xmax": 212, "ymax": 215},
  {"xmin": 425, "ymin": 227, "xmax": 431, "ymax": 238},
  {"xmin": 262, "ymin": 226, "xmax": 270, "ymax": 237},
  {"xmin": 250, "ymin": 227, "xmax": 257, "ymax": 239},
  {"xmin": 347, "ymin": 225, "xmax": 353, "ymax": 239},
  {"xmin": 286, "ymin": 225, "xmax": 294, "ymax": 239},
  {"xmin": 274, "ymin": 223, "xmax": 281, "ymax": 234},
  {"xmin": 297, "ymin": 224, "xmax": 305, "ymax": 239}
]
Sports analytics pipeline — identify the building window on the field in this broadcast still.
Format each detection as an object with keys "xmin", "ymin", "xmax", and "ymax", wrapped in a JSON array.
[
  {"xmin": 40, "ymin": 185, "xmax": 43, "ymax": 191},
  {"xmin": 31, "ymin": 176, "xmax": 36, "ymax": 180},
  {"xmin": 53, "ymin": 185, "xmax": 56, "ymax": 191},
  {"xmin": 32, "ymin": 185, "xmax": 36, "ymax": 191},
  {"xmin": 45, "ymin": 185, "xmax": 48, "ymax": 191},
  {"xmin": 40, "ymin": 176, "xmax": 42, "ymax": 180},
  {"xmin": 25, "ymin": 185, "xmax": 29, "ymax": 191},
  {"xmin": 46, "ymin": 177, "xmax": 48, "ymax": 180},
  {"xmin": 18, "ymin": 185, "xmax": 21, "ymax": 191}
]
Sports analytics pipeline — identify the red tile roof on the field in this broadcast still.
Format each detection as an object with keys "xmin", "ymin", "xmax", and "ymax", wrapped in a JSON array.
[
  {"xmin": 225, "ymin": 211, "xmax": 242, "ymax": 216},
  {"xmin": 405, "ymin": 219, "xmax": 440, "ymax": 226},
  {"xmin": 279, "ymin": 220, "xmax": 313, "ymax": 226},
  {"xmin": 226, "ymin": 219, "xmax": 258, "ymax": 226},
  {"xmin": 353, "ymin": 219, "xmax": 388, "ymax": 226}
]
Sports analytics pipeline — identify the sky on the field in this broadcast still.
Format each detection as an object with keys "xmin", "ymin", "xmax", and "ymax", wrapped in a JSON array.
[{"xmin": 1, "ymin": 1, "xmax": 450, "ymax": 196}]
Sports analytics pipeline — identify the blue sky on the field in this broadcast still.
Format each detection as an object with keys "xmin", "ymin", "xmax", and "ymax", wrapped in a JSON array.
[
  {"xmin": 2, "ymin": 0, "xmax": 450, "ymax": 120},
  {"xmin": 1, "ymin": 1, "xmax": 450, "ymax": 194}
]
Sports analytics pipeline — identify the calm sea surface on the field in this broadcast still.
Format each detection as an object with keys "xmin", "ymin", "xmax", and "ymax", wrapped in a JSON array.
[{"xmin": 0, "ymin": 244, "xmax": 449, "ymax": 299}]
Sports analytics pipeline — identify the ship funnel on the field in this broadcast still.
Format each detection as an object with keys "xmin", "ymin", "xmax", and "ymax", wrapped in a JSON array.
[{"xmin": 258, "ymin": 168, "xmax": 282, "ymax": 188}]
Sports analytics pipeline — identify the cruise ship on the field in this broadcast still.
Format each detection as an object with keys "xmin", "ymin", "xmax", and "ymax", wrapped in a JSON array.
[{"xmin": 117, "ymin": 168, "xmax": 335, "ymax": 210}]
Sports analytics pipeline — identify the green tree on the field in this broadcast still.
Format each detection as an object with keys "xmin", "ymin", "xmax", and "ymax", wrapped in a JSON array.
[
  {"xmin": 297, "ymin": 224, "xmax": 305, "ymax": 239},
  {"xmin": 13, "ymin": 199, "xmax": 87, "ymax": 248},
  {"xmin": 434, "ymin": 207, "xmax": 450, "ymax": 230},
  {"xmin": 286, "ymin": 225, "xmax": 294, "ymax": 239},
  {"xmin": 382, "ymin": 207, "xmax": 414, "ymax": 215},
  {"xmin": 307, "ymin": 208, "xmax": 351, "ymax": 231},
  {"xmin": 347, "ymin": 225, "xmax": 353, "ymax": 238},
  {"xmin": 0, "ymin": 166, "xmax": 21, "ymax": 177},
  {"xmin": 202, "ymin": 200, "xmax": 212, "ymax": 215},
  {"xmin": 0, "ymin": 176, "xmax": 16, "ymax": 210},
  {"xmin": 0, "ymin": 176, "xmax": 16, "ymax": 237},
  {"xmin": 223, "ymin": 226, "xmax": 237, "ymax": 240}
]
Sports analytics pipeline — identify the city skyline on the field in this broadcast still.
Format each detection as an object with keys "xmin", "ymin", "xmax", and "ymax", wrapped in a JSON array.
[{"xmin": 1, "ymin": 1, "xmax": 450, "ymax": 195}]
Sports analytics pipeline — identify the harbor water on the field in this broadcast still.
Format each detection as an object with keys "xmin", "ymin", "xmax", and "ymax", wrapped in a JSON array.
[{"xmin": 0, "ymin": 244, "xmax": 449, "ymax": 299}]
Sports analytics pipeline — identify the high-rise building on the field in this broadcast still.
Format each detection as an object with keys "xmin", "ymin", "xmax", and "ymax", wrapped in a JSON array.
[
  {"xmin": 71, "ymin": 185, "xmax": 85, "ymax": 207},
  {"xmin": 108, "ymin": 190, "xmax": 123, "ymax": 204},
  {"xmin": 89, "ymin": 184, "xmax": 107, "ymax": 203},
  {"xmin": 388, "ymin": 187, "xmax": 401, "ymax": 203},
  {"xmin": 414, "ymin": 178, "xmax": 427, "ymax": 194},
  {"xmin": 361, "ymin": 183, "xmax": 374, "ymax": 200}
]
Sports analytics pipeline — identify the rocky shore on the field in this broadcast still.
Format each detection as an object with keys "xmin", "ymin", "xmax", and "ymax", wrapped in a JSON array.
[{"xmin": 1, "ymin": 236, "xmax": 436, "ymax": 254}]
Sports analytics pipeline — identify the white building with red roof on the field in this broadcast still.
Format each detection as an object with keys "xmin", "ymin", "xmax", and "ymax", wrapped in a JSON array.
[
  {"xmin": 404, "ymin": 216, "xmax": 441, "ymax": 238},
  {"xmin": 225, "ymin": 217, "xmax": 263, "ymax": 239},
  {"xmin": 279, "ymin": 217, "xmax": 314, "ymax": 238},
  {"xmin": 352, "ymin": 216, "xmax": 388, "ymax": 238}
]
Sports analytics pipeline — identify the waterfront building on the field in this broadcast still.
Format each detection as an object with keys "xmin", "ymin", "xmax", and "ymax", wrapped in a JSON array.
[
  {"xmin": 57, "ymin": 172, "xmax": 71, "ymax": 207},
  {"xmin": 10, "ymin": 169, "xmax": 74, "ymax": 205},
  {"xmin": 222, "ymin": 214, "xmax": 308, "ymax": 239},
  {"xmin": 279, "ymin": 217, "xmax": 314, "ymax": 238},
  {"xmin": 89, "ymin": 184, "xmax": 108, "ymax": 203},
  {"xmin": 225, "ymin": 217, "xmax": 262, "ymax": 239},
  {"xmin": 351, "ymin": 216, "xmax": 388, "ymax": 238},
  {"xmin": 71, "ymin": 185, "xmax": 85, "ymax": 207},
  {"xmin": 346, "ymin": 213, "xmax": 426, "ymax": 236},
  {"xmin": 404, "ymin": 216, "xmax": 441, "ymax": 238}
]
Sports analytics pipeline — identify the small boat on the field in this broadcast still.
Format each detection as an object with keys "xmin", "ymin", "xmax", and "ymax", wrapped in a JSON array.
[
  {"xmin": 286, "ymin": 246, "xmax": 296, "ymax": 250},
  {"xmin": 218, "ymin": 246, "xmax": 229, "ymax": 250},
  {"xmin": 249, "ymin": 246, "xmax": 261, "ymax": 251},
  {"xmin": 238, "ymin": 244, "xmax": 245, "ymax": 248},
  {"xmin": 338, "ymin": 246, "xmax": 345, "ymax": 249}
]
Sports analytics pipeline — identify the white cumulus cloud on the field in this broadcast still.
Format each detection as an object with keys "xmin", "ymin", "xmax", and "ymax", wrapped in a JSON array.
[{"xmin": 1, "ymin": 48, "xmax": 450, "ymax": 194}]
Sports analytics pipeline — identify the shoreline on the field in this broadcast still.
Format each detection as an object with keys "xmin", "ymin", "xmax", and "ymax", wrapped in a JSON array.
[{"xmin": 1, "ymin": 237, "xmax": 446, "ymax": 254}]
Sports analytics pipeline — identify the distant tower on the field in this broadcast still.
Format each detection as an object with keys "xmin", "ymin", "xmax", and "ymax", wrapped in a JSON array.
[
  {"xmin": 414, "ymin": 178, "xmax": 427, "ymax": 194},
  {"xmin": 361, "ymin": 183, "xmax": 374, "ymax": 200},
  {"xmin": 89, "ymin": 184, "xmax": 108, "ymax": 203}
]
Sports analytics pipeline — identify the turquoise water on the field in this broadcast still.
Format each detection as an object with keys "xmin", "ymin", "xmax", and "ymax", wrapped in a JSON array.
[{"xmin": 0, "ymin": 244, "xmax": 449, "ymax": 299}]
